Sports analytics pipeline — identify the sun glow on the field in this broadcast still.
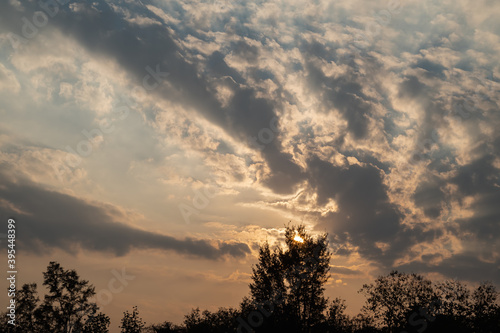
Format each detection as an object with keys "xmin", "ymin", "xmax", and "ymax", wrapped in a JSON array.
[{"xmin": 293, "ymin": 233, "xmax": 304, "ymax": 243}]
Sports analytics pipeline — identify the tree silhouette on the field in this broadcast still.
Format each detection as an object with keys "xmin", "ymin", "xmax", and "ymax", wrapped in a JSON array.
[
  {"xmin": 0, "ymin": 244, "xmax": 498, "ymax": 333},
  {"xmin": 0, "ymin": 262, "xmax": 109, "ymax": 333},
  {"xmin": 326, "ymin": 298, "xmax": 352, "ymax": 333},
  {"xmin": 78, "ymin": 311, "xmax": 111, "ymax": 333},
  {"xmin": 120, "ymin": 306, "xmax": 146, "ymax": 333},
  {"xmin": 281, "ymin": 225, "xmax": 330, "ymax": 329},
  {"xmin": 35, "ymin": 261, "xmax": 99, "ymax": 333},
  {"xmin": 13, "ymin": 283, "xmax": 39, "ymax": 332},
  {"xmin": 146, "ymin": 320, "xmax": 183, "ymax": 333},
  {"xmin": 247, "ymin": 240, "xmax": 287, "ymax": 330},
  {"xmin": 432, "ymin": 279, "xmax": 472, "ymax": 331},
  {"xmin": 470, "ymin": 282, "xmax": 500, "ymax": 332},
  {"xmin": 183, "ymin": 307, "xmax": 239, "ymax": 332},
  {"xmin": 249, "ymin": 242, "xmax": 286, "ymax": 307},
  {"xmin": 359, "ymin": 271, "xmax": 438, "ymax": 333},
  {"xmin": 0, "ymin": 283, "xmax": 39, "ymax": 333},
  {"xmin": 436, "ymin": 279, "xmax": 471, "ymax": 318},
  {"xmin": 350, "ymin": 312, "xmax": 376, "ymax": 333},
  {"xmin": 243, "ymin": 224, "xmax": 331, "ymax": 332}
]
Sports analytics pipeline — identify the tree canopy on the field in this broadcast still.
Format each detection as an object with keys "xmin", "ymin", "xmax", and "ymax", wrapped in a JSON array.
[
  {"xmin": 1, "ymin": 225, "xmax": 499, "ymax": 333},
  {"xmin": 0, "ymin": 262, "xmax": 109, "ymax": 333},
  {"xmin": 244, "ymin": 224, "xmax": 331, "ymax": 332}
]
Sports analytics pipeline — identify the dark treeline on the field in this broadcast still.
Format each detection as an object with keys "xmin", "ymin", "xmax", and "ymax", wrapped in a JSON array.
[{"xmin": 2, "ymin": 225, "xmax": 499, "ymax": 333}]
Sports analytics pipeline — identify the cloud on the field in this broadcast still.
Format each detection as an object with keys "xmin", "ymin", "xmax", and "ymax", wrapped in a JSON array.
[
  {"xmin": 0, "ymin": 0, "xmax": 499, "ymax": 286},
  {"xmin": 412, "ymin": 179, "xmax": 445, "ymax": 218},
  {"xmin": 306, "ymin": 155, "xmax": 409, "ymax": 266},
  {"xmin": 397, "ymin": 252, "xmax": 500, "ymax": 285},
  {"xmin": 0, "ymin": 167, "xmax": 250, "ymax": 260},
  {"xmin": 22, "ymin": 0, "xmax": 305, "ymax": 193},
  {"xmin": 0, "ymin": 63, "xmax": 20, "ymax": 93},
  {"xmin": 304, "ymin": 54, "xmax": 374, "ymax": 139},
  {"xmin": 330, "ymin": 265, "xmax": 362, "ymax": 276},
  {"xmin": 451, "ymin": 155, "xmax": 500, "ymax": 243}
]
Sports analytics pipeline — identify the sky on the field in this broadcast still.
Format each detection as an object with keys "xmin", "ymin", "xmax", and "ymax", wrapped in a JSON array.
[{"xmin": 0, "ymin": 0, "xmax": 499, "ymax": 331}]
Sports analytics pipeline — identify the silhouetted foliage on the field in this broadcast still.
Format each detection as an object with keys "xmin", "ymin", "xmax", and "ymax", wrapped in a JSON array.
[
  {"xmin": 359, "ymin": 270, "xmax": 438, "ymax": 332},
  {"xmin": 38, "ymin": 261, "xmax": 99, "ymax": 332},
  {"xmin": 235, "ymin": 224, "xmax": 331, "ymax": 332},
  {"xmin": 281, "ymin": 225, "xmax": 331, "ymax": 330},
  {"xmin": 146, "ymin": 266, "xmax": 500, "ymax": 333},
  {"xmin": 182, "ymin": 307, "xmax": 239, "ymax": 333},
  {"xmin": 431, "ymin": 279, "xmax": 471, "ymax": 331},
  {"xmin": 12, "ymin": 283, "xmax": 38, "ymax": 332},
  {"xmin": 326, "ymin": 297, "xmax": 353, "ymax": 333},
  {"xmin": 0, "ymin": 262, "xmax": 109, "ymax": 333},
  {"xmin": 120, "ymin": 306, "xmax": 146, "ymax": 333},
  {"xmin": 1, "ymin": 228, "xmax": 499, "ymax": 333},
  {"xmin": 249, "ymin": 242, "xmax": 286, "ymax": 309},
  {"xmin": 471, "ymin": 282, "xmax": 500, "ymax": 332},
  {"xmin": 78, "ymin": 311, "xmax": 111, "ymax": 333},
  {"xmin": 146, "ymin": 321, "xmax": 183, "ymax": 333}
]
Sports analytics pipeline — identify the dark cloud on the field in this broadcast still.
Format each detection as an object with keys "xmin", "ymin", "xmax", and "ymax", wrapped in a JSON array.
[
  {"xmin": 306, "ymin": 155, "xmax": 451, "ymax": 271},
  {"xmin": 451, "ymin": 155, "xmax": 500, "ymax": 242},
  {"xmin": 59, "ymin": 1, "xmax": 304, "ymax": 193},
  {"xmin": 452, "ymin": 155, "xmax": 499, "ymax": 197},
  {"xmin": 414, "ymin": 59, "xmax": 447, "ymax": 79},
  {"xmin": 401, "ymin": 154, "xmax": 500, "ymax": 282},
  {"xmin": 307, "ymin": 156, "xmax": 407, "ymax": 266},
  {"xmin": 230, "ymin": 40, "xmax": 259, "ymax": 64},
  {"xmin": 397, "ymin": 252, "xmax": 500, "ymax": 285},
  {"xmin": 304, "ymin": 59, "xmax": 372, "ymax": 139},
  {"xmin": 398, "ymin": 75, "xmax": 426, "ymax": 100},
  {"xmin": 412, "ymin": 180, "xmax": 445, "ymax": 218},
  {"xmin": 206, "ymin": 51, "xmax": 246, "ymax": 84},
  {"xmin": 330, "ymin": 266, "xmax": 362, "ymax": 275},
  {"xmin": 0, "ymin": 0, "xmax": 305, "ymax": 193},
  {"xmin": 396, "ymin": 73, "xmax": 450, "ymax": 165},
  {"xmin": 0, "ymin": 169, "xmax": 250, "ymax": 259}
]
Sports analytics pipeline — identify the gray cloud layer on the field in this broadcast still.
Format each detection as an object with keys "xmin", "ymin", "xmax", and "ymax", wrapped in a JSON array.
[{"xmin": 0, "ymin": 168, "xmax": 249, "ymax": 259}]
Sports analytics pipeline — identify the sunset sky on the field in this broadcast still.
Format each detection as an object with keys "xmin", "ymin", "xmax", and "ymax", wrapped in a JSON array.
[{"xmin": 0, "ymin": 0, "xmax": 499, "ymax": 331}]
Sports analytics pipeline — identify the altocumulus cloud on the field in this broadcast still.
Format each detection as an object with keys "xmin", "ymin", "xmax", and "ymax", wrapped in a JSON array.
[{"xmin": 0, "ymin": 0, "xmax": 306, "ymax": 194}]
